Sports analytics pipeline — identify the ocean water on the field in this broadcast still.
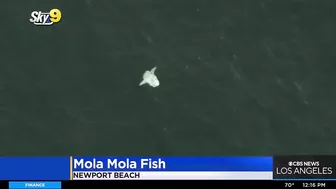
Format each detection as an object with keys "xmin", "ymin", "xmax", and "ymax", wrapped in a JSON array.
[{"xmin": 0, "ymin": 0, "xmax": 335, "ymax": 155}]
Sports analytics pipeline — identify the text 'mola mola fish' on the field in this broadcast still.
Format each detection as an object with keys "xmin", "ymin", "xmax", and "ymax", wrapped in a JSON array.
[{"xmin": 139, "ymin": 67, "xmax": 159, "ymax": 87}]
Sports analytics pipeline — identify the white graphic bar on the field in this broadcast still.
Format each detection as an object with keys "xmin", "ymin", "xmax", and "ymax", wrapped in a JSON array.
[{"xmin": 72, "ymin": 171, "xmax": 273, "ymax": 180}]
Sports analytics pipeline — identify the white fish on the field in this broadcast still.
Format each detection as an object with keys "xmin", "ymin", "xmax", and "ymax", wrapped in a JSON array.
[{"xmin": 139, "ymin": 67, "xmax": 160, "ymax": 87}]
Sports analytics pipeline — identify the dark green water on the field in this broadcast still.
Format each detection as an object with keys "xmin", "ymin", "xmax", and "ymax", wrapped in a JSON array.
[{"xmin": 1, "ymin": 0, "xmax": 335, "ymax": 155}]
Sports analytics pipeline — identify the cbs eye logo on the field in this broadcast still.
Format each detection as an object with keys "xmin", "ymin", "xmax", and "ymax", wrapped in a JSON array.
[{"xmin": 29, "ymin": 9, "xmax": 62, "ymax": 26}]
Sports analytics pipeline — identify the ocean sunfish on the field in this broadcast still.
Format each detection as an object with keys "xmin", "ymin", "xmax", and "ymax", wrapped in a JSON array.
[{"xmin": 139, "ymin": 67, "xmax": 160, "ymax": 87}]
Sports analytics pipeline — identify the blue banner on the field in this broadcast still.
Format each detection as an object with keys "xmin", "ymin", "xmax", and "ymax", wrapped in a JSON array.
[
  {"xmin": 0, "ymin": 156, "xmax": 273, "ymax": 180},
  {"xmin": 72, "ymin": 156, "xmax": 273, "ymax": 171},
  {"xmin": 9, "ymin": 182, "xmax": 61, "ymax": 189},
  {"xmin": 0, "ymin": 157, "xmax": 69, "ymax": 180}
]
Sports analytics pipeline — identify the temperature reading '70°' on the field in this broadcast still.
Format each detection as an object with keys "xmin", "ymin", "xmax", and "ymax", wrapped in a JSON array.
[{"xmin": 285, "ymin": 183, "xmax": 295, "ymax": 187}]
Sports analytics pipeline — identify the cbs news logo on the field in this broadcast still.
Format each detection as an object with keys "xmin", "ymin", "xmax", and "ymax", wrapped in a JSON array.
[{"xmin": 29, "ymin": 9, "xmax": 62, "ymax": 26}]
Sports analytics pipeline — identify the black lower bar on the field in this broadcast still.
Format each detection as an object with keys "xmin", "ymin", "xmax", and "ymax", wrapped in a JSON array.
[
  {"xmin": 63, "ymin": 180, "xmax": 335, "ymax": 188},
  {"xmin": 3, "ymin": 180, "xmax": 336, "ymax": 188}
]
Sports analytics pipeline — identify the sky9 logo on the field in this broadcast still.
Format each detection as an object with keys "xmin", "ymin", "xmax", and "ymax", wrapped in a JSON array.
[{"xmin": 29, "ymin": 9, "xmax": 62, "ymax": 26}]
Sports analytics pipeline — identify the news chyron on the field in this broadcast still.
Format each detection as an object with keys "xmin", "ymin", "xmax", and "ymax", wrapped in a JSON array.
[{"xmin": 273, "ymin": 156, "xmax": 335, "ymax": 180}]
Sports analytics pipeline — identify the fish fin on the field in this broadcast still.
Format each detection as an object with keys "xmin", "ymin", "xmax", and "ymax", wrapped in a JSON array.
[
  {"xmin": 150, "ymin": 67, "xmax": 157, "ymax": 74},
  {"xmin": 139, "ymin": 80, "xmax": 146, "ymax": 86}
]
